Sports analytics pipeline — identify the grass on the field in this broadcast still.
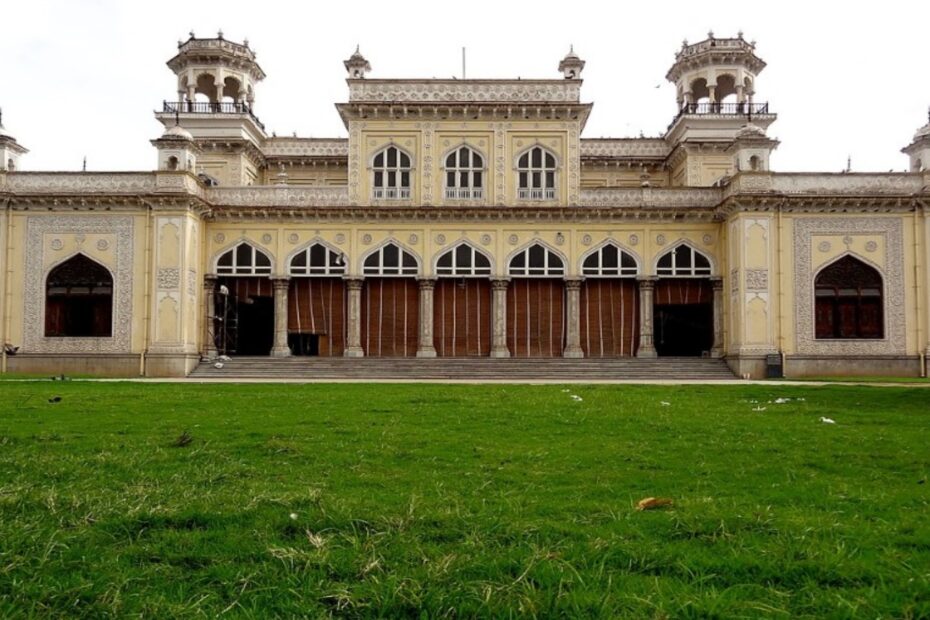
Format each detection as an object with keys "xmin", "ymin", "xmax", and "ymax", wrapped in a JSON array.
[{"xmin": 0, "ymin": 382, "xmax": 928, "ymax": 618}]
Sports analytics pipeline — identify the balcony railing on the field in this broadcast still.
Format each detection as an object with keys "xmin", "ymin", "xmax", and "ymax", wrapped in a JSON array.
[
  {"xmin": 518, "ymin": 187, "xmax": 557, "ymax": 200},
  {"xmin": 162, "ymin": 101, "xmax": 265, "ymax": 131},
  {"xmin": 444, "ymin": 187, "xmax": 483, "ymax": 200},
  {"xmin": 676, "ymin": 102, "xmax": 770, "ymax": 117},
  {"xmin": 372, "ymin": 187, "xmax": 411, "ymax": 200}
]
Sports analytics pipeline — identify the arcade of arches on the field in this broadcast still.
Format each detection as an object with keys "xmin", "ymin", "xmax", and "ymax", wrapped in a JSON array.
[{"xmin": 199, "ymin": 241, "xmax": 732, "ymax": 359}]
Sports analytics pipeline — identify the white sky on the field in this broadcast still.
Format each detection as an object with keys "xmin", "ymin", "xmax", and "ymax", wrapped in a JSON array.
[{"xmin": 2, "ymin": 0, "xmax": 927, "ymax": 173}]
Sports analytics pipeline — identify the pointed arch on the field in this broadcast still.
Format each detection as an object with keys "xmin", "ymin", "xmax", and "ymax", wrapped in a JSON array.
[
  {"xmin": 814, "ymin": 253, "xmax": 884, "ymax": 339},
  {"xmin": 45, "ymin": 253, "xmax": 114, "ymax": 337},
  {"xmin": 434, "ymin": 240, "xmax": 493, "ymax": 276},
  {"xmin": 655, "ymin": 241, "xmax": 714, "ymax": 276},
  {"xmin": 442, "ymin": 144, "xmax": 486, "ymax": 200},
  {"xmin": 580, "ymin": 240, "xmax": 640, "ymax": 277},
  {"xmin": 370, "ymin": 144, "xmax": 413, "ymax": 200},
  {"xmin": 515, "ymin": 145, "xmax": 559, "ymax": 200},
  {"xmin": 507, "ymin": 241, "xmax": 566, "ymax": 277},
  {"xmin": 287, "ymin": 239, "xmax": 346, "ymax": 276},
  {"xmin": 360, "ymin": 239, "xmax": 420, "ymax": 276},
  {"xmin": 214, "ymin": 241, "xmax": 273, "ymax": 275}
]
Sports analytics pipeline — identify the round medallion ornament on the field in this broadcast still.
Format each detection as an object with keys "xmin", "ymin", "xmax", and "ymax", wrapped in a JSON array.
[
  {"xmin": 480, "ymin": 234, "xmax": 492, "ymax": 246},
  {"xmin": 96, "ymin": 239, "xmax": 109, "ymax": 251},
  {"xmin": 335, "ymin": 233, "xmax": 346, "ymax": 245},
  {"xmin": 818, "ymin": 241, "xmax": 831, "ymax": 253},
  {"xmin": 656, "ymin": 234, "xmax": 667, "ymax": 246},
  {"xmin": 50, "ymin": 239, "xmax": 63, "ymax": 251},
  {"xmin": 865, "ymin": 241, "xmax": 878, "ymax": 253},
  {"xmin": 261, "ymin": 233, "xmax": 273, "ymax": 244},
  {"xmin": 628, "ymin": 234, "xmax": 640, "ymax": 246},
  {"xmin": 555, "ymin": 233, "xmax": 565, "ymax": 246},
  {"xmin": 408, "ymin": 234, "xmax": 419, "ymax": 245},
  {"xmin": 214, "ymin": 233, "xmax": 226, "ymax": 244},
  {"xmin": 435, "ymin": 234, "xmax": 446, "ymax": 245},
  {"xmin": 508, "ymin": 234, "xmax": 519, "ymax": 246},
  {"xmin": 287, "ymin": 233, "xmax": 299, "ymax": 244},
  {"xmin": 362, "ymin": 234, "xmax": 373, "ymax": 245},
  {"xmin": 581, "ymin": 234, "xmax": 592, "ymax": 246},
  {"xmin": 702, "ymin": 234, "xmax": 713, "ymax": 245}
]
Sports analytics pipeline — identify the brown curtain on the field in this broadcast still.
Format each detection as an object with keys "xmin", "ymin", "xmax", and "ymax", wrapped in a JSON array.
[
  {"xmin": 580, "ymin": 279, "xmax": 639, "ymax": 357},
  {"xmin": 288, "ymin": 278, "xmax": 346, "ymax": 356},
  {"xmin": 507, "ymin": 279, "xmax": 565, "ymax": 357},
  {"xmin": 433, "ymin": 279, "xmax": 491, "ymax": 357},
  {"xmin": 655, "ymin": 278, "xmax": 713, "ymax": 305},
  {"xmin": 361, "ymin": 278, "xmax": 419, "ymax": 357}
]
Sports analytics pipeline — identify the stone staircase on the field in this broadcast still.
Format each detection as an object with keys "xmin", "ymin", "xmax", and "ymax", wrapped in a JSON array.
[{"xmin": 188, "ymin": 356, "xmax": 737, "ymax": 381}]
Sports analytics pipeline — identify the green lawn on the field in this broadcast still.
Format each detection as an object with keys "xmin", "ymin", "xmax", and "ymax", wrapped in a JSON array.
[{"xmin": 0, "ymin": 382, "xmax": 928, "ymax": 618}]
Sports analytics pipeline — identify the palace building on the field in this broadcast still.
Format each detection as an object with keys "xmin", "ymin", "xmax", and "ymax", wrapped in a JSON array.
[{"xmin": 1, "ymin": 33, "xmax": 928, "ymax": 378}]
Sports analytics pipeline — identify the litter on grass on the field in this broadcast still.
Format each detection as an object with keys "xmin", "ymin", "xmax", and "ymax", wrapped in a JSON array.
[
  {"xmin": 660, "ymin": 401, "xmax": 671, "ymax": 407},
  {"xmin": 570, "ymin": 395, "xmax": 583, "ymax": 402},
  {"xmin": 752, "ymin": 406, "xmax": 767, "ymax": 412},
  {"xmin": 819, "ymin": 417, "xmax": 836, "ymax": 424},
  {"xmin": 636, "ymin": 497, "xmax": 674, "ymax": 511}
]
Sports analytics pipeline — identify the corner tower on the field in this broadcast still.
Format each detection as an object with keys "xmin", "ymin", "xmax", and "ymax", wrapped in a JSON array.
[
  {"xmin": 0, "ymin": 109, "xmax": 28, "ymax": 171},
  {"xmin": 902, "ymin": 108, "xmax": 930, "ymax": 172}
]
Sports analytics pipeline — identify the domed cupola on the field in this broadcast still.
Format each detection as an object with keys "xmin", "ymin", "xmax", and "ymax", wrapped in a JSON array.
[
  {"xmin": 902, "ymin": 107, "xmax": 930, "ymax": 173},
  {"xmin": 151, "ymin": 118, "xmax": 200, "ymax": 172},
  {"xmin": 0, "ymin": 108, "xmax": 28, "ymax": 172}
]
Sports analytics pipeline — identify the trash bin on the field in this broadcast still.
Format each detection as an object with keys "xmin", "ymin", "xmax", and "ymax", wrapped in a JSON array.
[{"xmin": 765, "ymin": 354, "xmax": 784, "ymax": 379}]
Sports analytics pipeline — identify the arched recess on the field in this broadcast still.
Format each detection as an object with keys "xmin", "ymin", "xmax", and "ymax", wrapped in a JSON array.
[
  {"xmin": 370, "ymin": 145, "xmax": 413, "ymax": 200},
  {"xmin": 690, "ymin": 77, "xmax": 710, "ymax": 103},
  {"xmin": 433, "ymin": 242, "xmax": 493, "ymax": 357},
  {"xmin": 195, "ymin": 73, "xmax": 217, "ymax": 102},
  {"xmin": 45, "ymin": 253, "xmax": 113, "ymax": 337},
  {"xmin": 213, "ymin": 241, "xmax": 275, "ymax": 356},
  {"xmin": 653, "ymin": 242, "xmax": 715, "ymax": 356},
  {"xmin": 222, "ymin": 76, "xmax": 241, "ymax": 103},
  {"xmin": 716, "ymin": 74, "xmax": 738, "ymax": 103},
  {"xmin": 507, "ymin": 241, "xmax": 566, "ymax": 357},
  {"xmin": 515, "ymin": 145, "xmax": 559, "ymax": 200},
  {"xmin": 579, "ymin": 242, "xmax": 640, "ymax": 357},
  {"xmin": 360, "ymin": 240, "xmax": 420, "ymax": 357},
  {"xmin": 814, "ymin": 254, "xmax": 884, "ymax": 339},
  {"xmin": 287, "ymin": 241, "xmax": 347, "ymax": 357},
  {"xmin": 442, "ymin": 144, "xmax": 486, "ymax": 200}
]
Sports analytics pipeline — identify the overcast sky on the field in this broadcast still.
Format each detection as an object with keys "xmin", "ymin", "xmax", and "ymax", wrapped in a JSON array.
[{"xmin": 3, "ymin": 0, "xmax": 928, "ymax": 173}]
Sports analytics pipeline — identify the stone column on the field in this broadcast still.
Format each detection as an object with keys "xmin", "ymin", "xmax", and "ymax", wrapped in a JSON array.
[
  {"xmin": 270, "ymin": 277, "xmax": 291, "ymax": 357},
  {"xmin": 708, "ymin": 84, "xmax": 717, "ymax": 103},
  {"xmin": 563, "ymin": 277, "xmax": 584, "ymax": 358},
  {"xmin": 343, "ymin": 277, "xmax": 365, "ymax": 357},
  {"xmin": 636, "ymin": 276, "xmax": 658, "ymax": 358},
  {"xmin": 186, "ymin": 85, "xmax": 195, "ymax": 108},
  {"xmin": 490, "ymin": 278, "xmax": 510, "ymax": 358},
  {"xmin": 416, "ymin": 278, "xmax": 437, "ymax": 358},
  {"xmin": 202, "ymin": 274, "xmax": 218, "ymax": 358},
  {"xmin": 710, "ymin": 277, "xmax": 725, "ymax": 358}
]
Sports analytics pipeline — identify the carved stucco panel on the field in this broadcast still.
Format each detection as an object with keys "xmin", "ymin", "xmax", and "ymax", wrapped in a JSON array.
[
  {"xmin": 24, "ymin": 216, "xmax": 134, "ymax": 353},
  {"xmin": 794, "ymin": 217, "xmax": 905, "ymax": 355}
]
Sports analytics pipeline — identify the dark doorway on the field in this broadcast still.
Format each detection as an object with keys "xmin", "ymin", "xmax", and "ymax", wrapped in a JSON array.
[
  {"xmin": 288, "ymin": 333, "xmax": 320, "ymax": 356},
  {"xmin": 236, "ymin": 296, "xmax": 274, "ymax": 355},
  {"xmin": 655, "ymin": 304, "xmax": 713, "ymax": 356}
]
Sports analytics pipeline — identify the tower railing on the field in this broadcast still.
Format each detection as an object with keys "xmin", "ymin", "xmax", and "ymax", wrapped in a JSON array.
[
  {"xmin": 161, "ymin": 101, "xmax": 266, "ymax": 131},
  {"xmin": 676, "ymin": 102, "xmax": 770, "ymax": 117}
]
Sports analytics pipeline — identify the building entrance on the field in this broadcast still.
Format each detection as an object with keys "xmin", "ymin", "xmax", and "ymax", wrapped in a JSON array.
[
  {"xmin": 215, "ymin": 277, "xmax": 275, "ymax": 356},
  {"xmin": 653, "ymin": 278, "xmax": 713, "ymax": 357}
]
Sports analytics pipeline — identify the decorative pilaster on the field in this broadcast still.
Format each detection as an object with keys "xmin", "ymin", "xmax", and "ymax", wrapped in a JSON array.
[
  {"xmin": 202, "ymin": 274, "xmax": 218, "ymax": 358},
  {"xmin": 710, "ymin": 277, "xmax": 724, "ymax": 358},
  {"xmin": 490, "ymin": 278, "xmax": 510, "ymax": 358},
  {"xmin": 343, "ymin": 277, "xmax": 365, "ymax": 357},
  {"xmin": 270, "ymin": 277, "xmax": 291, "ymax": 357},
  {"xmin": 563, "ymin": 277, "xmax": 584, "ymax": 358},
  {"xmin": 417, "ymin": 278, "xmax": 437, "ymax": 358},
  {"xmin": 636, "ymin": 276, "xmax": 658, "ymax": 358}
]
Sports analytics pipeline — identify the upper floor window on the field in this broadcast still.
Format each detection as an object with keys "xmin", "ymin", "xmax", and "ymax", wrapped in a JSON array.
[
  {"xmin": 815, "ymin": 255, "xmax": 883, "ymax": 339},
  {"xmin": 444, "ymin": 146, "xmax": 484, "ymax": 200},
  {"xmin": 509, "ymin": 243, "xmax": 564, "ymax": 277},
  {"xmin": 216, "ymin": 242, "xmax": 272, "ymax": 275},
  {"xmin": 372, "ymin": 146, "xmax": 411, "ymax": 200},
  {"xmin": 582, "ymin": 244, "xmax": 638, "ymax": 277},
  {"xmin": 656, "ymin": 245, "xmax": 712, "ymax": 277},
  {"xmin": 436, "ymin": 244, "xmax": 492, "ymax": 276},
  {"xmin": 517, "ymin": 146, "xmax": 557, "ymax": 200},
  {"xmin": 363, "ymin": 243, "xmax": 418, "ymax": 276},
  {"xmin": 289, "ymin": 243, "xmax": 346, "ymax": 276}
]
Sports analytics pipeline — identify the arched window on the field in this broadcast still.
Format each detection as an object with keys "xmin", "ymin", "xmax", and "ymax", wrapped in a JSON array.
[
  {"xmin": 372, "ymin": 146, "xmax": 411, "ymax": 200},
  {"xmin": 815, "ymin": 256, "xmax": 884, "ymax": 339},
  {"xmin": 509, "ymin": 243, "xmax": 564, "ymax": 277},
  {"xmin": 582, "ymin": 244, "xmax": 638, "ymax": 277},
  {"xmin": 436, "ymin": 244, "xmax": 491, "ymax": 276},
  {"xmin": 363, "ymin": 243, "xmax": 418, "ymax": 276},
  {"xmin": 749, "ymin": 155, "xmax": 761, "ymax": 171},
  {"xmin": 166, "ymin": 156, "xmax": 179, "ymax": 171},
  {"xmin": 656, "ymin": 245, "xmax": 712, "ymax": 277},
  {"xmin": 444, "ymin": 146, "xmax": 484, "ymax": 200},
  {"xmin": 216, "ymin": 243, "xmax": 272, "ymax": 275},
  {"xmin": 45, "ymin": 254, "xmax": 113, "ymax": 337},
  {"xmin": 517, "ymin": 147, "xmax": 557, "ymax": 200},
  {"xmin": 289, "ymin": 243, "xmax": 346, "ymax": 276}
]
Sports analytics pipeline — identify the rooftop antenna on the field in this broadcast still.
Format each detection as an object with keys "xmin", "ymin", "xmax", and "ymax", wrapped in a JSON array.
[
  {"xmin": 0, "ymin": 106, "xmax": 3, "ymax": 127},
  {"xmin": 462, "ymin": 47, "xmax": 466, "ymax": 79},
  {"xmin": 82, "ymin": 156, "xmax": 87, "ymax": 172},
  {"xmin": 846, "ymin": 155, "xmax": 852, "ymax": 173}
]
